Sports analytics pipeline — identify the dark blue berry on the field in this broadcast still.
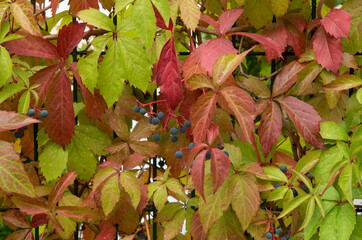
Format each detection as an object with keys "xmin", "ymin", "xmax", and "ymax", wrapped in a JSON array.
[
  {"xmin": 206, "ymin": 152, "xmax": 211, "ymax": 160},
  {"xmin": 157, "ymin": 112, "xmax": 165, "ymax": 119},
  {"xmin": 217, "ymin": 142, "xmax": 224, "ymax": 150},
  {"xmin": 280, "ymin": 165, "xmax": 288, "ymax": 173},
  {"xmin": 285, "ymin": 235, "xmax": 290, "ymax": 239},
  {"xmin": 300, "ymin": 185, "xmax": 310, "ymax": 193},
  {"xmin": 266, "ymin": 233, "xmax": 273, "ymax": 239},
  {"xmin": 170, "ymin": 128, "xmax": 178, "ymax": 135},
  {"xmin": 175, "ymin": 151, "xmax": 183, "ymax": 158},
  {"xmin": 138, "ymin": 232, "xmax": 146, "ymax": 239},
  {"xmin": 10, "ymin": 129, "xmax": 16, "ymax": 132},
  {"xmin": 152, "ymin": 134, "xmax": 160, "ymax": 141},
  {"xmin": 273, "ymin": 183, "xmax": 281, "ymax": 189},
  {"xmin": 133, "ymin": 106, "xmax": 140, "ymax": 112},
  {"xmin": 179, "ymin": 126, "xmax": 186, "ymax": 133},
  {"xmin": 20, "ymin": 125, "xmax": 28, "ymax": 131},
  {"xmin": 149, "ymin": 118, "xmax": 153, "ymax": 124},
  {"xmin": 40, "ymin": 110, "xmax": 48, "ymax": 118},
  {"xmin": 184, "ymin": 120, "xmax": 191, "ymax": 127},
  {"xmin": 281, "ymin": 238, "xmax": 286, "ymax": 240},
  {"xmin": 152, "ymin": 117, "xmax": 160, "ymax": 125},
  {"xmin": 27, "ymin": 109, "xmax": 36, "ymax": 116},
  {"xmin": 224, "ymin": 151, "xmax": 229, "ymax": 157},
  {"xmin": 276, "ymin": 228, "xmax": 282, "ymax": 235},
  {"xmin": 189, "ymin": 143, "xmax": 195, "ymax": 150},
  {"xmin": 171, "ymin": 135, "xmax": 178, "ymax": 142},
  {"xmin": 14, "ymin": 131, "xmax": 24, "ymax": 138},
  {"xmin": 293, "ymin": 189, "xmax": 298, "ymax": 197},
  {"xmin": 306, "ymin": 172, "xmax": 313, "ymax": 179},
  {"xmin": 139, "ymin": 108, "xmax": 146, "ymax": 115}
]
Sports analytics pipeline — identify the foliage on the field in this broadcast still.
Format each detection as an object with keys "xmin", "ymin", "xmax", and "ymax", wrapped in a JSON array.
[{"xmin": 0, "ymin": 0, "xmax": 361, "ymax": 239}]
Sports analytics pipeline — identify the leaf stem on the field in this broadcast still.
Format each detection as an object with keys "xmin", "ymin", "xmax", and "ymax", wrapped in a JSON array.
[
  {"xmin": 251, "ymin": 132, "xmax": 262, "ymax": 165},
  {"xmin": 143, "ymin": 214, "xmax": 151, "ymax": 240}
]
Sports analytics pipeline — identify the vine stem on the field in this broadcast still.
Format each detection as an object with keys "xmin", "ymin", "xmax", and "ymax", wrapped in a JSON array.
[
  {"xmin": 319, "ymin": 156, "xmax": 355, "ymax": 196},
  {"xmin": 251, "ymin": 132, "xmax": 262, "ymax": 165},
  {"xmin": 143, "ymin": 214, "xmax": 151, "ymax": 240}
]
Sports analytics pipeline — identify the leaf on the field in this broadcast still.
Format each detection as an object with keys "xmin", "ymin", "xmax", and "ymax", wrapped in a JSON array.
[
  {"xmin": 312, "ymin": 27, "xmax": 343, "ymax": 74},
  {"xmin": 18, "ymin": 91, "xmax": 31, "ymax": 114},
  {"xmin": 323, "ymin": 75, "xmax": 362, "ymax": 91},
  {"xmin": 0, "ymin": 83, "xmax": 26, "ymax": 105},
  {"xmin": 101, "ymin": 174, "xmax": 120, "ymax": 216},
  {"xmin": 213, "ymin": 47, "xmax": 254, "ymax": 87},
  {"xmin": 120, "ymin": 172, "xmax": 141, "ymax": 209},
  {"xmin": 241, "ymin": 77, "xmax": 271, "ymax": 98},
  {"xmin": 187, "ymin": 74, "xmax": 215, "ymax": 91},
  {"xmin": 43, "ymin": 68, "xmax": 75, "ymax": 148},
  {"xmin": 56, "ymin": 22, "xmax": 87, "ymax": 59},
  {"xmin": 48, "ymin": 170, "xmax": 77, "ymax": 209},
  {"xmin": 293, "ymin": 150, "xmax": 322, "ymax": 175},
  {"xmin": 0, "ymin": 46, "xmax": 12, "ymax": 87},
  {"xmin": 271, "ymin": 0, "xmax": 289, "ymax": 18},
  {"xmin": 233, "ymin": 32, "xmax": 282, "ymax": 62},
  {"xmin": 219, "ymin": 86, "xmax": 255, "ymax": 143},
  {"xmin": 210, "ymin": 148, "xmax": 231, "ymax": 193},
  {"xmin": 321, "ymin": 9, "xmax": 351, "ymax": 39},
  {"xmin": 351, "ymin": 125, "xmax": 362, "ymax": 156},
  {"xmin": 77, "ymin": 8, "xmax": 114, "ymax": 32},
  {"xmin": 320, "ymin": 121, "xmax": 349, "ymax": 141},
  {"xmin": 156, "ymin": 36, "xmax": 183, "ymax": 109},
  {"xmin": 259, "ymin": 101, "xmax": 282, "ymax": 158},
  {"xmin": 314, "ymin": 195, "xmax": 325, "ymax": 219},
  {"xmin": 11, "ymin": 195, "xmax": 48, "ymax": 215},
  {"xmin": 298, "ymin": 197, "xmax": 315, "ymax": 231},
  {"xmin": 320, "ymin": 70, "xmax": 341, "ymax": 110},
  {"xmin": 229, "ymin": 174, "xmax": 260, "ymax": 230},
  {"xmin": 272, "ymin": 60, "xmax": 305, "ymax": 97},
  {"xmin": 263, "ymin": 22, "xmax": 288, "ymax": 52},
  {"xmin": 262, "ymin": 165, "xmax": 288, "ymax": 182},
  {"xmin": 164, "ymin": 209, "xmax": 185, "ymax": 240},
  {"xmin": 191, "ymin": 150, "xmax": 207, "ymax": 200},
  {"xmin": 283, "ymin": 17, "xmax": 306, "ymax": 57},
  {"xmin": 277, "ymin": 96, "xmax": 326, "ymax": 150},
  {"xmin": 0, "ymin": 110, "xmax": 40, "ymax": 131},
  {"xmin": 267, "ymin": 186, "xmax": 288, "ymax": 201},
  {"xmin": 115, "ymin": 0, "xmax": 133, "ymax": 14},
  {"xmin": 68, "ymin": 0, "xmax": 99, "ymax": 14},
  {"xmin": 218, "ymin": 8, "xmax": 244, "ymax": 35},
  {"xmin": 179, "ymin": 0, "xmax": 201, "ymax": 31},
  {"xmin": 278, "ymin": 194, "xmax": 311, "ymax": 219},
  {"xmin": 338, "ymin": 164, "xmax": 353, "ymax": 206},
  {"xmin": 2, "ymin": 209, "xmax": 30, "ymax": 228},
  {"xmin": 3, "ymin": 33, "xmax": 61, "ymax": 59},
  {"xmin": 0, "ymin": 3, "xmax": 10, "ymax": 26},
  {"xmin": 96, "ymin": 220, "xmax": 116, "ymax": 240},
  {"xmin": 151, "ymin": 0, "xmax": 170, "ymax": 26},
  {"xmin": 130, "ymin": 0, "xmax": 157, "ymax": 48},
  {"xmin": 55, "ymin": 206, "xmax": 90, "ymax": 219},
  {"xmin": 190, "ymin": 92, "xmax": 217, "ymax": 143},
  {"xmin": 341, "ymin": 0, "xmax": 362, "ymax": 54},
  {"xmin": 10, "ymin": 0, "xmax": 42, "ymax": 36},
  {"xmin": 153, "ymin": 184, "xmax": 167, "ymax": 211},
  {"xmin": 290, "ymin": 61, "xmax": 323, "ymax": 95},
  {"xmin": 243, "ymin": 0, "xmax": 273, "ymax": 29},
  {"xmin": 190, "ymin": 212, "xmax": 207, "ymax": 240}
]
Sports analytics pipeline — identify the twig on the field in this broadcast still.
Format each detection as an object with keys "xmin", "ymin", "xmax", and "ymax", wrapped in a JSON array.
[
  {"xmin": 43, "ymin": 28, "xmax": 108, "ymax": 40},
  {"xmin": 143, "ymin": 214, "xmax": 151, "ymax": 240}
]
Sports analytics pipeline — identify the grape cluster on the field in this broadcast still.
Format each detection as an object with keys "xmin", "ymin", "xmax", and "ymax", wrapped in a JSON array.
[
  {"xmin": 27, "ymin": 108, "xmax": 48, "ymax": 118},
  {"xmin": 12, "ymin": 125, "xmax": 29, "ymax": 139}
]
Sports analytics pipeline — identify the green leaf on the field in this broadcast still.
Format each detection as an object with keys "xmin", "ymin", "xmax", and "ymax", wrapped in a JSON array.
[
  {"xmin": 117, "ymin": 36, "xmax": 152, "ymax": 92},
  {"xmin": 298, "ymin": 197, "xmax": 315, "ymax": 231},
  {"xmin": 101, "ymin": 174, "xmax": 120, "ymax": 216},
  {"xmin": 351, "ymin": 124, "xmax": 362, "ymax": 156},
  {"xmin": 10, "ymin": 0, "xmax": 42, "ymax": 36},
  {"xmin": 13, "ymin": 67, "xmax": 29, "ymax": 87},
  {"xmin": 338, "ymin": 163, "xmax": 353, "ymax": 206},
  {"xmin": 356, "ymin": 88, "xmax": 362, "ymax": 104},
  {"xmin": 0, "ymin": 83, "xmax": 26, "ymax": 104},
  {"xmin": 153, "ymin": 184, "xmax": 167, "ymax": 211},
  {"xmin": 151, "ymin": 0, "xmax": 171, "ymax": 26},
  {"xmin": 267, "ymin": 185, "xmax": 288, "ymax": 201},
  {"xmin": 120, "ymin": 172, "xmax": 141, "ymax": 209},
  {"xmin": 164, "ymin": 209, "xmax": 185, "ymax": 240},
  {"xmin": 278, "ymin": 194, "xmax": 311, "ymax": 219},
  {"xmin": 165, "ymin": 178, "xmax": 187, "ymax": 201},
  {"xmin": 337, "ymin": 140, "xmax": 351, "ymax": 160},
  {"xmin": 312, "ymin": 146, "xmax": 343, "ymax": 184},
  {"xmin": 130, "ymin": 0, "xmax": 157, "ymax": 48},
  {"xmin": 271, "ymin": 0, "xmax": 289, "ymax": 17},
  {"xmin": 350, "ymin": 215, "xmax": 362, "ymax": 240},
  {"xmin": 39, "ymin": 141, "xmax": 69, "ymax": 182},
  {"xmin": 74, "ymin": 125, "xmax": 111, "ymax": 155},
  {"xmin": 292, "ymin": 169, "xmax": 313, "ymax": 191},
  {"xmin": 115, "ymin": 0, "xmax": 133, "ymax": 14},
  {"xmin": 17, "ymin": 91, "xmax": 30, "ymax": 114},
  {"xmin": 324, "ymin": 75, "xmax": 362, "ymax": 91},
  {"xmin": 208, "ymin": 208, "xmax": 245, "ymax": 239},
  {"xmin": 0, "ymin": 46, "xmax": 12, "ymax": 87},
  {"xmin": 0, "ymin": 140, "xmax": 36, "ymax": 197},
  {"xmin": 98, "ymin": 40, "xmax": 125, "ymax": 107},
  {"xmin": 147, "ymin": 181, "xmax": 163, "ymax": 199},
  {"xmin": 289, "ymin": 60, "xmax": 323, "ymax": 95},
  {"xmin": 262, "ymin": 165, "xmax": 289, "ymax": 183},
  {"xmin": 320, "ymin": 121, "xmax": 349, "ymax": 141},
  {"xmin": 0, "ymin": 3, "xmax": 10, "ymax": 31},
  {"xmin": 179, "ymin": 0, "xmax": 201, "ymax": 31},
  {"xmin": 77, "ymin": 8, "xmax": 115, "ymax": 32},
  {"xmin": 314, "ymin": 195, "xmax": 325, "ymax": 219},
  {"xmin": 294, "ymin": 150, "xmax": 322, "ymax": 176},
  {"xmin": 243, "ymin": 0, "xmax": 273, "ymax": 29}
]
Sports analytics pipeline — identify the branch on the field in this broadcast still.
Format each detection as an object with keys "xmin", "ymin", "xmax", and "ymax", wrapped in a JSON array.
[{"xmin": 43, "ymin": 28, "xmax": 108, "ymax": 40}]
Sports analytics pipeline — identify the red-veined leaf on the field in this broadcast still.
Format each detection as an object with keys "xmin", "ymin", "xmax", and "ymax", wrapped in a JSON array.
[
  {"xmin": 263, "ymin": 22, "xmax": 288, "ymax": 52},
  {"xmin": 200, "ymin": 14, "xmax": 219, "ymax": 33},
  {"xmin": 259, "ymin": 102, "xmax": 282, "ymax": 158},
  {"xmin": 2, "ymin": 209, "xmax": 30, "ymax": 228},
  {"xmin": 240, "ymin": 162, "xmax": 268, "ymax": 178},
  {"xmin": 190, "ymin": 92, "xmax": 217, "ymax": 143},
  {"xmin": 50, "ymin": 0, "xmax": 61, "ymax": 16},
  {"xmin": 187, "ymin": 74, "xmax": 215, "ymax": 91},
  {"xmin": 218, "ymin": 8, "xmax": 244, "ymax": 35},
  {"xmin": 43, "ymin": 68, "xmax": 75, "ymax": 147},
  {"xmin": 3, "ymin": 33, "xmax": 61, "ymax": 59},
  {"xmin": 190, "ymin": 212, "xmax": 207, "ymax": 240},
  {"xmin": 323, "ymin": 75, "xmax": 362, "ymax": 91},
  {"xmin": 156, "ymin": 36, "xmax": 183, "ymax": 109},
  {"xmin": 191, "ymin": 150, "xmax": 207, "ymax": 201},
  {"xmin": 152, "ymin": 4, "xmax": 169, "ymax": 29},
  {"xmin": 277, "ymin": 96, "xmax": 326, "ymax": 150},
  {"xmin": 57, "ymin": 22, "xmax": 87, "ymax": 59},
  {"xmin": 219, "ymin": 86, "xmax": 255, "ymax": 143},
  {"xmin": 123, "ymin": 152, "xmax": 146, "ymax": 170},
  {"xmin": 210, "ymin": 148, "xmax": 231, "ymax": 193},
  {"xmin": 206, "ymin": 123, "xmax": 219, "ymax": 145},
  {"xmin": 283, "ymin": 13, "xmax": 307, "ymax": 32},
  {"xmin": 4, "ymin": 229, "xmax": 32, "ymax": 240},
  {"xmin": 232, "ymin": 32, "xmax": 282, "ymax": 62},
  {"xmin": 0, "ymin": 141, "xmax": 36, "ymax": 197},
  {"xmin": 240, "ymin": 77, "xmax": 271, "ymax": 98},
  {"xmin": 95, "ymin": 220, "xmax": 116, "ymax": 240},
  {"xmin": 98, "ymin": 161, "xmax": 121, "ymax": 170},
  {"xmin": 272, "ymin": 60, "xmax": 305, "ymax": 97},
  {"xmin": 54, "ymin": 206, "xmax": 90, "ymax": 219},
  {"xmin": 179, "ymin": 0, "xmax": 201, "ymax": 31},
  {"xmin": 0, "ymin": 110, "xmax": 40, "ymax": 131},
  {"xmin": 48, "ymin": 170, "xmax": 77, "ymax": 209},
  {"xmin": 290, "ymin": 61, "xmax": 323, "ymax": 95},
  {"xmin": 321, "ymin": 9, "xmax": 351, "ymax": 39},
  {"xmin": 312, "ymin": 27, "xmax": 343, "ymax": 74},
  {"xmin": 130, "ymin": 119, "xmax": 157, "ymax": 141},
  {"xmin": 10, "ymin": 0, "xmax": 42, "ymax": 36},
  {"xmin": 11, "ymin": 195, "xmax": 48, "ymax": 215},
  {"xmin": 283, "ymin": 20, "xmax": 306, "ymax": 57},
  {"xmin": 186, "ymin": 142, "xmax": 208, "ymax": 180},
  {"xmin": 68, "ymin": 0, "xmax": 99, "ymax": 14}
]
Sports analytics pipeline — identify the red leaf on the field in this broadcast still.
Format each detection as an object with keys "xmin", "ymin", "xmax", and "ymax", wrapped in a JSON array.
[
  {"xmin": 57, "ymin": 22, "xmax": 87, "ymax": 59},
  {"xmin": 4, "ymin": 229, "xmax": 32, "ymax": 240},
  {"xmin": 44, "ymin": 68, "xmax": 75, "ymax": 147},
  {"xmin": 2, "ymin": 209, "xmax": 30, "ymax": 228},
  {"xmin": 283, "ymin": 13, "xmax": 307, "ymax": 32},
  {"xmin": 191, "ymin": 212, "xmax": 207, "ymax": 240},
  {"xmin": 320, "ymin": 9, "xmax": 351, "ymax": 39},
  {"xmin": 98, "ymin": 161, "xmax": 121, "ymax": 170},
  {"xmin": 68, "ymin": 0, "xmax": 99, "ymax": 14},
  {"xmin": 31, "ymin": 214, "xmax": 49, "ymax": 228},
  {"xmin": 186, "ymin": 143, "xmax": 208, "ymax": 180},
  {"xmin": 232, "ymin": 32, "xmax": 282, "ymax": 62},
  {"xmin": 3, "ymin": 33, "xmax": 61, "ymax": 59},
  {"xmin": 190, "ymin": 92, "xmax": 217, "ymax": 143},
  {"xmin": 272, "ymin": 151, "xmax": 297, "ymax": 167},
  {"xmin": 11, "ymin": 195, "xmax": 48, "ymax": 215},
  {"xmin": 206, "ymin": 123, "xmax": 219, "ymax": 145},
  {"xmin": 152, "ymin": 4, "xmax": 169, "ymax": 29},
  {"xmin": 50, "ymin": 0, "xmax": 61, "ymax": 16},
  {"xmin": 272, "ymin": 60, "xmax": 306, "ymax": 97},
  {"xmin": 123, "ymin": 152, "xmax": 146, "ymax": 170},
  {"xmin": 156, "ymin": 36, "xmax": 183, "ymax": 109},
  {"xmin": 210, "ymin": 148, "xmax": 231, "ymax": 193},
  {"xmin": 277, "ymin": 96, "xmax": 326, "ymax": 150},
  {"xmin": 96, "ymin": 220, "xmax": 116, "ymax": 240},
  {"xmin": 284, "ymin": 20, "xmax": 306, "ymax": 57},
  {"xmin": 263, "ymin": 22, "xmax": 288, "ymax": 52},
  {"xmin": 218, "ymin": 8, "xmax": 244, "ymax": 35},
  {"xmin": 258, "ymin": 102, "xmax": 282, "ymax": 158},
  {"xmin": 29, "ymin": 63, "xmax": 61, "ymax": 108},
  {"xmin": 200, "ymin": 14, "xmax": 219, "ymax": 33},
  {"xmin": 191, "ymin": 150, "xmax": 207, "ymax": 201},
  {"xmin": 48, "ymin": 170, "xmax": 77, "ymax": 209},
  {"xmin": 312, "ymin": 27, "xmax": 343, "ymax": 74},
  {"xmin": 55, "ymin": 206, "xmax": 90, "ymax": 219},
  {"xmin": 0, "ymin": 110, "xmax": 40, "ymax": 131}
]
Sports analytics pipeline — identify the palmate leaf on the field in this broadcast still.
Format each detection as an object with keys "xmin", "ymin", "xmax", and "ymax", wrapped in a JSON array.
[
  {"xmin": 120, "ymin": 172, "xmax": 141, "ymax": 209},
  {"xmin": 0, "ymin": 141, "xmax": 36, "ymax": 197},
  {"xmin": 101, "ymin": 174, "xmax": 120, "ymax": 216},
  {"xmin": 321, "ymin": 9, "xmax": 351, "ymax": 39},
  {"xmin": 179, "ymin": 0, "xmax": 201, "ymax": 31},
  {"xmin": 218, "ymin": 8, "xmax": 244, "ymax": 36},
  {"xmin": 77, "ymin": 8, "xmax": 114, "ymax": 32},
  {"xmin": 164, "ymin": 209, "xmax": 185, "ymax": 240},
  {"xmin": 243, "ymin": 0, "xmax": 273, "ymax": 29},
  {"xmin": 210, "ymin": 148, "xmax": 231, "ymax": 194},
  {"xmin": 324, "ymin": 75, "xmax": 362, "ymax": 91},
  {"xmin": 263, "ymin": 22, "xmax": 288, "ymax": 52},
  {"xmin": 338, "ymin": 163, "xmax": 353, "ymax": 206},
  {"xmin": 48, "ymin": 170, "xmax": 77, "ymax": 209},
  {"xmin": 271, "ymin": 0, "xmax": 289, "ymax": 18},
  {"xmin": 283, "ymin": 15, "xmax": 307, "ymax": 57},
  {"xmin": 278, "ymin": 194, "xmax": 311, "ymax": 219},
  {"xmin": 298, "ymin": 197, "xmax": 315, "ymax": 231},
  {"xmin": 57, "ymin": 22, "xmax": 87, "ymax": 59},
  {"xmin": 2, "ymin": 209, "xmax": 30, "ymax": 228},
  {"xmin": 10, "ymin": 0, "xmax": 42, "ymax": 36},
  {"xmin": 68, "ymin": 0, "xmax": 99, "ymax": 14},
  {"xmin": 11, "ymin": 195, "xmax": 48, "ymax": 215},
  {"xmin": 0, "ymin": 110, "xmax": 40, "ymax": 131}
]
